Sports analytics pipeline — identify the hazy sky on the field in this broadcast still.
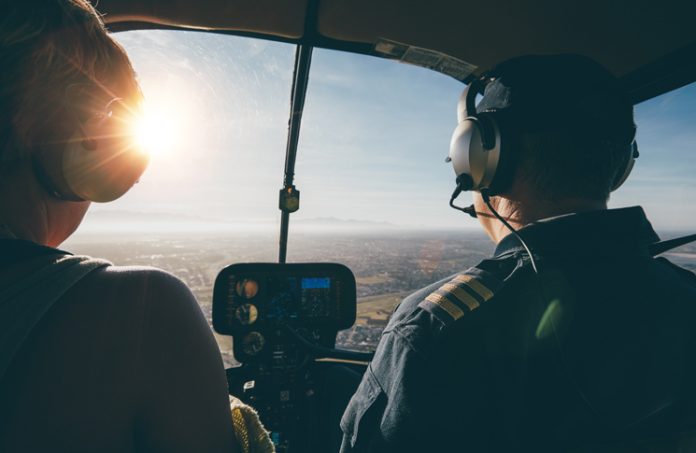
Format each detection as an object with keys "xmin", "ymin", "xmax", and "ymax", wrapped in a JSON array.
[{"xmin": 74, "ymin": 30, "xmax": 696, "ymax": 237}]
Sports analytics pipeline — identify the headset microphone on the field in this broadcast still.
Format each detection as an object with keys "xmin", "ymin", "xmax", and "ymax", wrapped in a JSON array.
[
  {"xmin": 449, "ymin": 197, "xmax": 478, "ymax": 218},
  {"xmin": 449, "ymin": 174, "xmax": 477, "ymax": 218}
]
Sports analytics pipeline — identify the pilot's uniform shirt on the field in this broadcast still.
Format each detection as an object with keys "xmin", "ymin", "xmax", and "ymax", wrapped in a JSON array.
[{"xmin": 339, "ymin": 207, "xmax": 696, "ymax": 452}]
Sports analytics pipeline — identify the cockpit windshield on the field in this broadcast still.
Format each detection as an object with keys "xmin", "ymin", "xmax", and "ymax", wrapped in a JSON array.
[{"xmin": 65, "ymin": 30, "xmax": 696, "ymax": 362}]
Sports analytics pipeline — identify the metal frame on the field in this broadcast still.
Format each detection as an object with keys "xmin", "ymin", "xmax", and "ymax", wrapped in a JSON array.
[{"xmin": 278, "ymin": 44, "xmax": 313, "ymax": 263}]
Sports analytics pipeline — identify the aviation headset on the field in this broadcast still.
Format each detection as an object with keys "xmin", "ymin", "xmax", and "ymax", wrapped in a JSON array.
[
  {"xmin": 446, "ymin": 63, "xmax": 693, "ymax": 419},
  {"xmin": 31, "ymin": 93, "xmax": 149, "ymax": 203},
  {"xmin": 448, "ymin": 74, "xmax": 639, "ymax": 197}
]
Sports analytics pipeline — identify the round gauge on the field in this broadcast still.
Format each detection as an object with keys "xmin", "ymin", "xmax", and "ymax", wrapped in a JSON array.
[
  {"xmin": 235, "ymin": 278, "xmax": 259, "ymax": 299},
  {"xmin": 235, "ymin": 303, "xmax": 259, "ymax": 325},
  {"xmin": 242, "ymin": 331, "xmax": 265, "ymax": 356}
]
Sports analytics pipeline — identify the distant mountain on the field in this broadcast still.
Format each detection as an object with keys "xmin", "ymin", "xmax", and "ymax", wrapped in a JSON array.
[
  {"xmin": 79, "ymin": 210, "xmax": 402, "ymax": 233},
  {"xmin": 85, "ymin": 209, "xmax": 220, "ymax": 223},
  {"xmin": 79, "ymin": 209, "xmax": 253, "ymax": 234},
  {"xmin": 293, "ymin": 217, "xmax": 398, "ymax": 229}
]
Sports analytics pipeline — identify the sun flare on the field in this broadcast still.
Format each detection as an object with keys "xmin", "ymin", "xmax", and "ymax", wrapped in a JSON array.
[
  {"xmin": 133, "ymin": 105, "xmax": 176, "ymax": 157},
  {"xmin": 129, "ymin": 78, "xmax": 195, "ymax": 160}
]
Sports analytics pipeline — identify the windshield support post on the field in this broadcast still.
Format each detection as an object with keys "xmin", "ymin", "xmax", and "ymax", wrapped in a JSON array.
[{"xmin": 279, "ymin": 44, "xmax": 313, "ymax": 263}]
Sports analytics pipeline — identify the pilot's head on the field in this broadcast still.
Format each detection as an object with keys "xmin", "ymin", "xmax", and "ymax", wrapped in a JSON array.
[
  {"xmin": 449, "ymin": 54, "xmax": 636, "ymax": 238},
  {"xmin": 0, "ymin": 0, "xmax": 144, "ymax": 246}
]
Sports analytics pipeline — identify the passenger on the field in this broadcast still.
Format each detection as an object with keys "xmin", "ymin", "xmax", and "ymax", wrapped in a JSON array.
[
  {"xmin": 340, "ymin": 55, "xmax": 696, "ymax": 452},
  {"xmin": 0, "ymin": 2, "xmax": 268, "ymax": 452}
]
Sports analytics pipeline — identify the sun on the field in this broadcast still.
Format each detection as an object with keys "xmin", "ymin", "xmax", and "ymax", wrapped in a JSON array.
[
  {"xmin": 128, "ymin": 78, "xmax": 195, "ymax": 160},
  {"xmin": 131, "ymin": 103, "xmax": 178, "ymax": 158}
]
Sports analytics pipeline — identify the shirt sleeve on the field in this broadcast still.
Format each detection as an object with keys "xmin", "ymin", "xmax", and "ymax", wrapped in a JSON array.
[{"xmin": 339, "ymin": 322, "xmax": 434, "ymax": 453}]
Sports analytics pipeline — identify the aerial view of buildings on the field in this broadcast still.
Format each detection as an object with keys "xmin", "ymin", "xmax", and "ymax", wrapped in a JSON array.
[{"xmin": 66, "ymin": 229, "xmax": 696, "ymax": 365}]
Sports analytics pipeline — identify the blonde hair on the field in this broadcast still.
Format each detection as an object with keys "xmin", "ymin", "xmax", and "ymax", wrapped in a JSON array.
[{"xmin": 0, "ymin": 0, "xmax": 139, "ymax": 162}]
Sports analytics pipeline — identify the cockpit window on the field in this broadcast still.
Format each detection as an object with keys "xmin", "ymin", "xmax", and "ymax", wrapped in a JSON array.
[
  {"xmin": 65, "ymin": 29, "xmax": 696, "ymax": 358},
  {"xmin": 613, "ymin": 80, "xmax": 696, "ymax": 270},
  {"xmin": 292, "ymin": 49, "xmax": 494, "ymax": 350}
]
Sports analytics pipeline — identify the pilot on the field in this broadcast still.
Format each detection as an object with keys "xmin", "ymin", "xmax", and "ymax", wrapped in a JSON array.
[
  {"xmin": 340, "ymin": 54, "xmax": 696, "ymax": 452},
  {"xmin": 0, "ymin": 2, "xmax": 269, "ymax": 452}
]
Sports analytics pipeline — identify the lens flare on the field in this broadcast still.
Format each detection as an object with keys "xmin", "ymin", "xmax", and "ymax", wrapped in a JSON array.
[
  {"xmin": 125, "ymin": 75, "xmax": 197, "ymax": 164},
  {"xmin": 132, "ymin": 105, "xmax": 177, "ymax": 157}
]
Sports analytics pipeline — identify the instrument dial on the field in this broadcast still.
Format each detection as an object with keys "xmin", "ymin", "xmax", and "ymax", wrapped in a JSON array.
[
  {"xmin": 235, "ymin": 303, "xmax": 259, "ymax": 325},
  {"xmin": 242, "ymin": 331, "xmax": 265, "ymax": 356},
  {"xmin": 236, "ymin": 278, "xmax": 259, "ymax": 299}
]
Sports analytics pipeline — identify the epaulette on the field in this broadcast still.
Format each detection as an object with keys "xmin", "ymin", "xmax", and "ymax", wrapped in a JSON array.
[{"xmin": 418, "ymin": 267, "xmax": 503, "ymax": 326}]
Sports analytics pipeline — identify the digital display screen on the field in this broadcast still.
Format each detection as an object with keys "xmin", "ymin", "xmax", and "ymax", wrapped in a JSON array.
[
  {"xmin": 262, "ymin": 277, "xmax": 298, "ymax": 320},
  {"xmin": 300, "ymin": 277, "xmax": 331, "ymax": 318},
  {"xmin": 301, "ymin": 277, "xmax": 330, "ymax": 289}
]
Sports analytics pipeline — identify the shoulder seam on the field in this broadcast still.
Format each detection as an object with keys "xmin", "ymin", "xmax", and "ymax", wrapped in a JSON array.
[{"xmin": 388, "ymin": 327, "xmax": 430, "ymax": 361}]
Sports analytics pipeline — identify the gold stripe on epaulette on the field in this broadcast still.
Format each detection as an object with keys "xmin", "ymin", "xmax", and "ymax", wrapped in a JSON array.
[
  {"xmin": 441, "ymin": 282, "xmax": 480, "ymax": 311},
  {"xmin": 425, "ymin": 293, "xmax": 465, "ymax": 321},
  {"xmin": 453, "ymin": 274, "xmax": 495, "ymax": 301}
]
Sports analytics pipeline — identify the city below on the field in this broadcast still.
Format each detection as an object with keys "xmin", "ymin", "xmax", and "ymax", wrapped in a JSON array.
[{"xmin": 65, "ymin": 229, "xmax": 696, "ymax": 366}]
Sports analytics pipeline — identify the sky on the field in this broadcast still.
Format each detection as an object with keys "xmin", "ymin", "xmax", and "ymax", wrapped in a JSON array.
[{"xmin": 74, "ymin": 30, "xmax": 696, "ymax": 237}]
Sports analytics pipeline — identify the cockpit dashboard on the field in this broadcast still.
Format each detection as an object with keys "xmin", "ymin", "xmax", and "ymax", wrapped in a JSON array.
[{"xmin": 212, "ymin": 262, "xmax": 360, "ymax": 452}]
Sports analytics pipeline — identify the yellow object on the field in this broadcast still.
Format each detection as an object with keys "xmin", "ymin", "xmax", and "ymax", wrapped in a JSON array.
[
  {"xmin": 229, "ymin": 397, "xmax": 275, "ymax": 453},
  {"xmin": 425, "ymin": 292, "xmax": 465, "ymax": 320},
  {"xmin": 418, "ymin": 271, "xmax": 497, "ymax": 325},
  {"xmin": 441, "ymin": 282, "xmax": 481, "ymax": 310},
  {"xmin": 453, "ymin": 274, "xmax": 495, "ymax": 300}
]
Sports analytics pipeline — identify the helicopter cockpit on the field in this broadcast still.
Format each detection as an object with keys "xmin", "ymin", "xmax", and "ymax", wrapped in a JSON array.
[{"xmin": 56, "ymin": 0, "xmax": 696, "ymax": 451}]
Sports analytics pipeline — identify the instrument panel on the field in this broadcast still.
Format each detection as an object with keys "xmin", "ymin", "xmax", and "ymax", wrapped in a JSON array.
[
  {"xmin": 212, "ymin": 262, "xmax": 356, "ymax": 362},
  {"xmin": 212, "ymin": 262, "xmax": 359, "ymax": 452}
]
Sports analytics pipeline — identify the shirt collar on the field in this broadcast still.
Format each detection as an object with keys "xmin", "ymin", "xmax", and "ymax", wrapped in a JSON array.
[{"xmin": 493, "ymin": 206, "xmax": 660, "ymax": 258}]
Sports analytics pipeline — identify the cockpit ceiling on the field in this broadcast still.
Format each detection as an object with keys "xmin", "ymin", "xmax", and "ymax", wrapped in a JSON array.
[
  {"xmin": 96, "ymin": 0, "xmax": 696, "ymax": 102},
  {"xmin": 98, "ymin": 0, "xmax": 308, "ymax": 38}
]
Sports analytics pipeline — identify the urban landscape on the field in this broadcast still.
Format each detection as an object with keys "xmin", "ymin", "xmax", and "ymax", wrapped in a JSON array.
[{"xmin": 65, "ymin": 229, "xmax": 696, "ymax": 365}]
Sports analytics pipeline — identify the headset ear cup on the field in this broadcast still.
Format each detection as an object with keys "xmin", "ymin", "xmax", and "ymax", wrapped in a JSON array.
[
  {"xmin": 450, "ymin": 80, "xmax": 505, "ymax": 193},
  {"xmin": 449, "ymin": 116, "xmax": 503, "ymax": 192},
  {"xmin": 449, "ymin": 118, "xmax": 478, "ymax": 188},
  {"xmin": 33, "ymin": 144, "xmax": 84, "ymax": 201},
  {"xmin": 62, "ymin": 127, "xmax": 149, "ymax": 202},
  {"xmin": 611, "ymin": 141, "xmax": 638, "ymax": 191},
  {"xmin": 34, "ymin": 115, "xmax": 150, "ymax": 203}
]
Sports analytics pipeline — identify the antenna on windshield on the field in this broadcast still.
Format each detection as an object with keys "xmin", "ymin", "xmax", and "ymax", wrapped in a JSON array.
[{"xmin": 278, "ymin": 44, "xmax": 313, "ymax": 263}]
